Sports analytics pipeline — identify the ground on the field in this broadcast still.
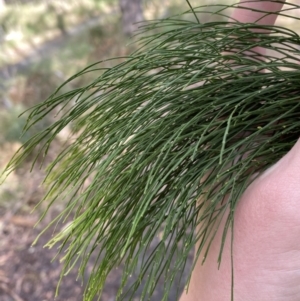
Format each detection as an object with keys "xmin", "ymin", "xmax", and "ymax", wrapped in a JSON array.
[
  {"xmin": 0, "ymin": 151, "xmax": 193, "ymax": 301},
  {"xmin": 1, "ymin": 1, "xmax": 299, "ymax": 300},
  {"xmin": 0, "ymin": 186, "xmax": 193, "ymax": 301}
]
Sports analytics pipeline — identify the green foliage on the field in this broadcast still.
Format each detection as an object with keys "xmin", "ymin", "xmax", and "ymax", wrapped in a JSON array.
[
  {"xmin": 0, "ymin": 106, "xmax": 26, "ymax": 144},
  {"xmin": 0, "ymin": 105, "xmax": 52, "ymax": 145},
  {"xmin": 3, "ymin": 1, "xmax": 300, "ymax": 301}
]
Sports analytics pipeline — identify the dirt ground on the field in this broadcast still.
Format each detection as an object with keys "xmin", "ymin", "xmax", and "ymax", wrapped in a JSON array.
[
  {"xmin": 0, "ymin": 163, "xmax": 193, "ymax": 301},
  {"xmin": 2, "ymin": 1, "xmax": 300, "ymax": 301}
]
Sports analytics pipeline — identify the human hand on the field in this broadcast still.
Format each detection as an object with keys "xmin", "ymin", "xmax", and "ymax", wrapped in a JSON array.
[
  {"xmin": 229, "ymin": 0, "xmax": 286, "ymax": 58},
  {"xmin": 180, "ymin": 139, "xmax": 300, "ymax": 301}
]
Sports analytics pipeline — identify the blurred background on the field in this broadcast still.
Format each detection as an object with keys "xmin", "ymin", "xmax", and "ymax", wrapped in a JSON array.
[{"xmin": 0, "ymin": 0, "xmax": 299, "ymax": 300}]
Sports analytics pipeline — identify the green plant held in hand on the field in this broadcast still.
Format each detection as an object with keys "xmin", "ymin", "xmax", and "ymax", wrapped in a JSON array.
[{"xmin": 3, "ymin": 1, "xmax": 300, "ymax": 300}]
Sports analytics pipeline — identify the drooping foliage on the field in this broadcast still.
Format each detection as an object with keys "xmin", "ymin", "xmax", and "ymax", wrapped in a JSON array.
[{"xmin": 3, "ymin": 1, "xmax": 300, "ymax": 300}]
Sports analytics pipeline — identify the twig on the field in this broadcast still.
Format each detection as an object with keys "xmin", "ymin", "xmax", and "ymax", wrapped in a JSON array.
[{"xmin": 0, "ymin": 283, "xmax": 25, "ymax": 301}]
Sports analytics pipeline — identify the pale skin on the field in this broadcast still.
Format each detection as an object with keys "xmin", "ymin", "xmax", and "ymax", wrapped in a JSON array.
[{"xmin": 179, "ymin": 1, "xmax": 300, "ymax": 300}]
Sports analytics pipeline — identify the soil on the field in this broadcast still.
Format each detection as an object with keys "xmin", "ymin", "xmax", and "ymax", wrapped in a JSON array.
[{"xmin": 0, "ymin": 169, "xmax": 193, "ymax": 301}]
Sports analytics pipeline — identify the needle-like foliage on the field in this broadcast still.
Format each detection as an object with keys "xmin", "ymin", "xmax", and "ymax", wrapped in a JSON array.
[{"xmin": 3, "ymin": 1, "xmax": 300, "ymax": 300}]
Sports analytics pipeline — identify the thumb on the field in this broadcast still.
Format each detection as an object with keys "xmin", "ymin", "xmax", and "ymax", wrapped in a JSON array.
[
  {"xmin": 235, "ymin": 138, "xmax": 300, "ymax": 246},
  {"xmin": 260, "ymin": 138, "xmax": 300, "ymax": 181}
]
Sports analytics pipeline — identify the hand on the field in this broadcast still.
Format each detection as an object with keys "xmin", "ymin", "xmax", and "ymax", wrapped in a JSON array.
[
  {"xmin": 229, "ymin": 0, "xmax": 286, "ymax": 58},
  {"xmin": 180, "ymin": 139, "xmax": 300, "ymax": 301}
]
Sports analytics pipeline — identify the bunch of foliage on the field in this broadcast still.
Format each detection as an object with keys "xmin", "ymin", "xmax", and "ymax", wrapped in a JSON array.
[{"xmin": 3, "ymin": 1, "xmax": 300, "ymax": 300}]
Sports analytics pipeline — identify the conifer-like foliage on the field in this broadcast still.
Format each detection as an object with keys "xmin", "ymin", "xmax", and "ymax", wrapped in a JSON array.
[{"xmin": 3, "ymin": 1, "xmax": 300, "ymax": 300}]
